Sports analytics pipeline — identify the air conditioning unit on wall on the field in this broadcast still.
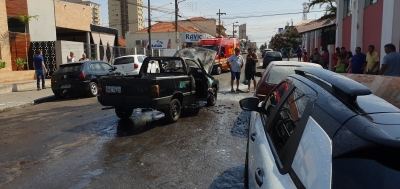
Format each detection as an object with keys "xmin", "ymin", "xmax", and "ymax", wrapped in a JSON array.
[{"xmin": 135, "ymin": 40, "xmax": 142, "ymax": 46}]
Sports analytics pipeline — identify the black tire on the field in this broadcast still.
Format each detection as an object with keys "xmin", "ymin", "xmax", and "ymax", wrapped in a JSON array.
[
  {"xmin": 206, "ymin": 87, "xmax": 217, "ymax": 106},
  {"xmin": 88, "ymin": 82, "xmax": 98, "ymax": 97},
  {"xmin": 164, "ymin": 99, "xmax": 181, "ymax": 123},
  {"xmin": 115, "ymin": 107, "xmax": 133, "ymax": 119},
  {"xmin": 54, "ymin": 91, "xmax": 66, "ymax": 99},
  {"xmin": 216, "ymin": 66, "xmax": 222, "ymax": 75}
]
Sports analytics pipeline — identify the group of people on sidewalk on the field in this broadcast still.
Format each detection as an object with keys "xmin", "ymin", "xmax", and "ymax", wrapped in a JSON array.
[
  {"xmin": 67, "ymin": 52, "xmax": 90, "ymax": 63},
  {"xmin": 227, "ymin": 47, "xmax": 258, "ymax": 93},
  {"xmin": 331, "ymin": 43, "xmax": 400, "ymax": 77}
]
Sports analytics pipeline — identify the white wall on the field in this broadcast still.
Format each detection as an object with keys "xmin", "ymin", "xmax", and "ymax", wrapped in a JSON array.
[
  {"xmin": 126, "ymin": 32, "xmax": 180, "ymax": 49},
  {"xmin": 350, "ymin": 0, "xmax": 365, "ymax": 51},
  {"xmin": 335, "ymin": 0, "xmax": 344, "ymax": 48},
  {"xmin": 27, "ymin": 0, "xmax": 57, "ymax": 41},
  {"xmin": 55, "ymin": 41, "xmax": 85, "ymax": 66}
]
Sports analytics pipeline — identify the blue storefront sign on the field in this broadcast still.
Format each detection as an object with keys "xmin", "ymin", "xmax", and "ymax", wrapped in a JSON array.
[{"xmin": 182, "ymin": 33, "xmax": 205, "ymax": 42}]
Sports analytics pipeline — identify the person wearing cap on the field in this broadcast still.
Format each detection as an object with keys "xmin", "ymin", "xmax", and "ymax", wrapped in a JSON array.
[{"xmin": 227, "ymin": 47, "xmax": 244, "ymax": 92}]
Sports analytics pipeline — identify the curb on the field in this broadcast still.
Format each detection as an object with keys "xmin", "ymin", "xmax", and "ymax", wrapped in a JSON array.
[{"xmin": 0, "ymin": 95, "xmax": 56, "ymax": 113}]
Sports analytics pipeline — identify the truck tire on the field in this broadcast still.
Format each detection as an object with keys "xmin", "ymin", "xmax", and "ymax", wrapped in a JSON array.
[
  {"xmin": 164, "ymin": 99, "xmax": 181, "ymax": 123},
  {"xmin": 216, "ymin": 66, "xmax": 222, "ymax": 75},
  {"xmin": 206, "ymin": 87, "xmax": 217, "ymax": 106},
  {"xmin": 115, "ymin": 107, "xmax": 133, "ymax": 119},
  {"xmin": 88, "ymin": 82, "xmax": 98, "ymax": 97}
]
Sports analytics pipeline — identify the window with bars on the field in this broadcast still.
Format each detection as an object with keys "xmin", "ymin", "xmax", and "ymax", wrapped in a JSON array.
[
  {"xmin": 365, "ymin": 0, "xmax": 379, "ymax": 7},
  {"xmin": 344, "ymin": 0, "xmax": 353, "ymax": 18}
]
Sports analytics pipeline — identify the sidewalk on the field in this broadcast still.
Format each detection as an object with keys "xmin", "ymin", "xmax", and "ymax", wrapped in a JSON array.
[{"xmin": 0, "ymin": 80, "xmax": 56, "ymax": 113}]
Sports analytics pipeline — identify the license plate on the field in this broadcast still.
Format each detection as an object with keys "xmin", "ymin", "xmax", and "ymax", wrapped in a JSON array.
[
  {"xmin": 106, "ymin": 86, "xmax": 121, "ymax": 93},
  {"xmin": 61, "ymin": 84, "xmax": 71, "ymax": 89}
]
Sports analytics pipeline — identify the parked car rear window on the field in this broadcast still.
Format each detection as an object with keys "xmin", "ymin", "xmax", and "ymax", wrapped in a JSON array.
[
  {"xmin": 267, "ymin": 66, "xmax": 297, "ymax": 84},
  {"xmin": 332, "ymin": 146, "xmax": 400, "ymax": 189},
  {"xmin": 266, "ymin": 52, "xmax": 281, "ymax": 58},
  {"xmin": 59, "ymin": 64, "xmax": 83, "ymax": 73},
  {"xmin": 137, "ymin": 56, "xmax": 145, "ymax": 63},
  {"xmin": 114, "ymin": 57, "xmax": 135, "ymax": 65}
]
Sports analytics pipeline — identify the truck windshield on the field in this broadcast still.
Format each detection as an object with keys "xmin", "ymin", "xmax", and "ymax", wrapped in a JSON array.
[{"xmin": 201, "ymin": 45, "xmax": 220, "ymax": 53}]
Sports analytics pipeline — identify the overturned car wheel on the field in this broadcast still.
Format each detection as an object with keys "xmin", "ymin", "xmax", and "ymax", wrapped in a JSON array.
[
  {"xmin": 115, "ymin": 107, "xmax": 133, "ymax": 119},
  {"xmin": 164, "ymin": 99, "xmax": 181, "ymax": 123}
]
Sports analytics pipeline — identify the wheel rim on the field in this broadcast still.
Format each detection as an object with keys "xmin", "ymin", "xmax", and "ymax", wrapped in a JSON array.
[
  {"xmin": 172, "ymin": 104, "xmax": 178, "ymax": 117},
  {"xmin": 91, "ymin": 84, "xmax": 97, "ymax": 94}
]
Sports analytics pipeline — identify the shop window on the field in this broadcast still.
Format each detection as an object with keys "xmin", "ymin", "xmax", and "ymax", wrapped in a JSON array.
[
  {"xmin": 365, "ymin": 0, "xmax": 379, "ymax": 7},
  {"xmin": 344, "ymin": 0, "xmax": 352, "ymax": 17}
]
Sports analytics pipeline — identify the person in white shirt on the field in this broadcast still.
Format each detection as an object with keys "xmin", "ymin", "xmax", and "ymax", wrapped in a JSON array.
[
  {"xmin": 227, "ymin": 47, "xmax": 244, "ymax": 92},
  {"xmin": 79, "ymin": 53, "xmax": 89, "ymax": 61},
  {"xmin": 67, "ymin": 52, "xmax": 75, "ymax": 63}
]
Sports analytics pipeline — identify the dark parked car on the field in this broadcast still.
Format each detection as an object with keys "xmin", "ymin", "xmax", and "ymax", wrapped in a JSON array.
[
  {"xmin": 254, "ymin": 61, "xmax": 322, "ymax": 101},
  {"xmin": 51, "ymin": 61, "xmax": 123, "ymax": 98},
  {"xmin": 261, "ymin": 49, "xmax": 273, "ymax": 58},
  {"xmin": 240, "ymin": 67, "xmax": 400, "ymax": 189},
  {"xmin": 262, "ymin": 51, "xmax": 282, "ymax": 68}
]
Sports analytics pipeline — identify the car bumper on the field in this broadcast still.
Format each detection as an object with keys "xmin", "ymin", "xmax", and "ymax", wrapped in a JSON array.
[
  {"xmin": 124, "ymin": 70, "xmax": 140, "ymax": 75},
  {"xmin": 97, "ymin": 95, "xmax": 172, "ymax": 110},
  {"xmin": 51, "ymin": 81, "xmax": 90, "ymax": 94}
]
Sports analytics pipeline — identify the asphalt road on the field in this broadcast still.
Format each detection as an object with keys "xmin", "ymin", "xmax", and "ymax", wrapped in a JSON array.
[{"xmin": 0, "ymin": 56, "xmax": 265, "ymax": 189}]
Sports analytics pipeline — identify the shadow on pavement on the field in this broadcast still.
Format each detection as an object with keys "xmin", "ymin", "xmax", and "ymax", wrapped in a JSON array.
[
  {"xmin": 116, "ymin": 118, "xmax": 157, "ymax": 137},
  {"xmin": 230, "ymin": 111, "xmax": 250, "ymax": 138},
  {"xmin": 209, "ymin": 164, "xmax": 245, "ymax": 189}
]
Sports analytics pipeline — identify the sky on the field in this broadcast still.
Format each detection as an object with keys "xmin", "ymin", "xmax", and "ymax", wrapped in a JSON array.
[{"xmin": 91, "ymin": 0, "xmax": 326, "ymax": 47}]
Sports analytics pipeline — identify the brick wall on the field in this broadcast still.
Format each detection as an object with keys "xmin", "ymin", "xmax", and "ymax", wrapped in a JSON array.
[
  {"xmin": 54, "ymin": 1, "xmax": 91, "ymax": 32},
  {"xmin": 0, "ymin": 0, "xmax": 12, "ymax": 72},
  {"xmin": 5, "ymin": 0, "xmax": 27, "ymax": 18}
]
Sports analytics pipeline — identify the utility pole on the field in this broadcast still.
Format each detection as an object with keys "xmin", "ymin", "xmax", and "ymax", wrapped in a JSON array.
[
  {"xmin": 216, "ymin": 9, "xmax": 226, "ymax": 37},
  {"xmin": 232, "ymin": 22, "xmax": 238, "ymax": 38},
  {"xmin": 175, "ymin": 0, "xmax": 179, "ymax": 50},
  {"xmin": 148, "ymin": 0, "xmax": 152, "ymax": 56}
]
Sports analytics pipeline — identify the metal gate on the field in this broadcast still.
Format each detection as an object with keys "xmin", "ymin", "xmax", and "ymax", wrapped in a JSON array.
[{"xmin": 30, "ymin": 41, "xmax": 57, "ymax": 78}]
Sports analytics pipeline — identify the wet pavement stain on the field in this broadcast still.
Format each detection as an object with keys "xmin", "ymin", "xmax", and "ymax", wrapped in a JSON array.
[{"xmin": 0, "ymin": 69, "xmax": 260, "ymax": 188}]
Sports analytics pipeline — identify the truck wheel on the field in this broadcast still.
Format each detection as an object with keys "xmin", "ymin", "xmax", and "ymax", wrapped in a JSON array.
[
  {"xmin": 88, "ymin": 82, "xmax": 98, "ymax": 97},
  {"xmin": 164, "ymin": 99, "xmax": 181, "ymax": 123},
  {"xmin": 216, "ymin": 66, "xmax": 222, "ymax": 75},
  {"xmin": 206, "ymin": 87, "xmax": 217, "ymax": 106},
  {"xmin": 115, "ymin": 107, "xmax": 133, "ymax": 119}
]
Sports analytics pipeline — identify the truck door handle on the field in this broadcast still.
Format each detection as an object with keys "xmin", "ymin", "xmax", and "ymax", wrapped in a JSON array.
[
  {"xmin": 255, "ymin": 168, "xmax": 264, "ymax": 187},
  {"xmin": 250, "ymin": 133, "xmax": 256, "ymax": 142}
]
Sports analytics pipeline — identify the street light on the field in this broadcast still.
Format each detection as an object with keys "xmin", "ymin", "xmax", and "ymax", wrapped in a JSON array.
[{"xmin": 232, "ymin": 21, "xmax": 239, "ymax": 38}]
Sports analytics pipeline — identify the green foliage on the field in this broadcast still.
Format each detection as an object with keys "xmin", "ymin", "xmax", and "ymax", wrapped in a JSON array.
[
  {"xmin": 259, "ymin": 44, "xmax": 267, "ymax": 51},
  {"xmin": 15, "ymin": 58, "xmax": 26, "ymax": 67},
  {"xmin": 17, "ymin": 14, "xmax": 38, "ymax": 24},
  {"xmin": 90, "ymin": 57, "xmax": 95, "ymax": 60},
  {"xmin": 270, "ymin": 27, "xmax": 301, "ymax": 52},
  {"xmin": 0, "ymin": 60, "xmax": 6, "ymax": 69},
  {"xmin": 309, "ymin": 0, "xmax": 336, "ymax": 19}
]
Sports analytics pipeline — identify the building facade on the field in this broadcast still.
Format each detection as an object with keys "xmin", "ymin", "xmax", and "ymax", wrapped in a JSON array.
[
  {"xmin": 336, "ymin": 0, "xmax": 400, "ymax": 63},
  {"xmin": 62, "ymin": 0, "xmax": 102, "ymax": 26},
  {"xmin": 108, "ymin": 0, "xmax": 144, "ymax": 38}
]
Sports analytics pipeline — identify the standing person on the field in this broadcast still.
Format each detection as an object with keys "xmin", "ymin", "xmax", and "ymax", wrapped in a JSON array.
[
  {"xmin": 227, "ymin": 47, "xmax": 244, "ymax": 92},
  {"xmin": 341, "ymin": 47, "xmax": 347, "ymax": 56},
  {"xmin": 245, "ymin": 48, "xmax": 258, "ymax": 93},
  {"xmin": 310, "ymin": 48, "xmax": 321, "ymax": 64},
  {"xmin": 379, "ymin": 43, "xmax": 400, "ymax": 77},
  {"xmin": 32, "ymin": 50, "xmax": 47, "ymax": 91},
  {"xmin": 351, "ymin": 47, "xmax": 367, "ymax": 74},
  {"xmin": 334, "ymin": 54, "xmax": 347, "ymax": 73},
  {"xmin": 79, "ymin": 53, "xmax": 89, "ymax": 61},
  {"xmin": 332, "ymin": 47, "xmax": 341, "ymax": 71},
  {"xmin": 346, "ymin": 51, "xmax": 354, "ymax": 73},
  {"xmin": 296, "ymin": 46, "xmax": 302, "ymax": 61},
  {"xmin": 321, "ymin": 49, "xmax": 329, "ymax": 69},
  {"xmin": 67, "ymin": 52, "xmax": 75, "ymax": 63},
  {"xmin": 363, "ymin": 45, "xmax": 380, "ymax": 74},
  {"xmin": 302, "ymin": 52, "xmax": 308, "ymax": 62}
]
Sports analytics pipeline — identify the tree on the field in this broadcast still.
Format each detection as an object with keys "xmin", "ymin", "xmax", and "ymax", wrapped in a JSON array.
[
  {"xmin": 259, "ymin": 44, "xmax": 267, "ymax": 52},
  {"xmin": 18, "ymin": 14, "xmax": 38, "ymax": 70},
  {"xmin": 309, "ymin": 0, "xmax": 337, "ymax": 20},
  {"xmin": 270, "ymin": 27, "xmax": 302, "ymax": 60}
]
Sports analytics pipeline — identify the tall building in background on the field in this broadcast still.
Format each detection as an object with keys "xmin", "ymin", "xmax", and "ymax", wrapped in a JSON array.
[
  {"xmin": 108, "ymin": 0, "xmax": 144, "ymax": 38},
  {"xmin": 238, "ymin": 24, "xmax": 247, "ymax": 40},
  {"xmin": 61, "ymin": 0, "xmax": 101, "ymax": 25}
]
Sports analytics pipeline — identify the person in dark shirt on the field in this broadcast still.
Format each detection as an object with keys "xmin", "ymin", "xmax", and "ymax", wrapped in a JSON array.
[
  {"xmin": 245, "ymin": 48, "xmax": 258, "ymax": 93},
  {"xmin": 33, "ymin": 50, "xmax": 47, "ymax": 91},
  {"xmin": 351, "ymin": 47, "xmax": 366, "ymax": 74}
]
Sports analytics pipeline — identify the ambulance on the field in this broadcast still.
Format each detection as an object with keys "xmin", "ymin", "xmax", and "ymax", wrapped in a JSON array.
[{"xmin": 198, "ymin": 37, "xmax": 240, "ymax": 75}]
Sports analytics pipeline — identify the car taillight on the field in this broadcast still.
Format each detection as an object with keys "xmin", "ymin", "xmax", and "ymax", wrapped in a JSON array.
[
  {"xmin": 134, "ymin": 63, "xmax": 139, "ymax": 69},
  {"xmin": 151, "ymin": 85, "xmax": 160, "ymax": 98},
  {"xmin": 78, "ymin": 72, "xmax": 86, "ymax": 81},
  {"xmin": 98, "ymin": 82, "xmax": 103, "ymax": 94}
]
